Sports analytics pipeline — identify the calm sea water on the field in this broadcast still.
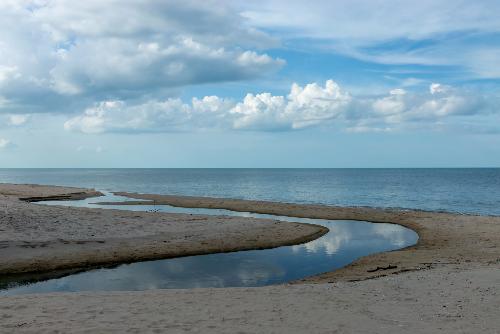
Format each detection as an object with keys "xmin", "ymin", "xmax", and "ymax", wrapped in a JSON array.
[{"xmin": 0, "ymin": 168, "xmax": 499, "ymax": 215}]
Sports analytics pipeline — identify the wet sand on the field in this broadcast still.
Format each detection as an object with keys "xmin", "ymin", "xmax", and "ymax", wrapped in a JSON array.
[{"xmin": 1, "ymin": 183, "xmax": 499, "ymax": 333}]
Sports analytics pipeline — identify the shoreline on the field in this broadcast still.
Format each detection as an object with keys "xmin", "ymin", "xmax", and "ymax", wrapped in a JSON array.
[
  {"xmin": 1, "ymin": 183, "xmax": 499, "ymax": 332},
  {"xmin": 2, "ymin": 183, "xmax": 499, "ymax": 283},
  {"xmin": 101, "ymin": 191, "xmax": 500, "ymax": 282},
  {"xmin": 0, "ymin": 183, "xmax": 327, "ymax": 277}
]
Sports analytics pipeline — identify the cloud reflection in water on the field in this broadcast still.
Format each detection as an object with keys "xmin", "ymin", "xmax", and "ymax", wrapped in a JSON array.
[{"xmin": 1, "ymin": 197, "xmax": 418, "ymax": 295}]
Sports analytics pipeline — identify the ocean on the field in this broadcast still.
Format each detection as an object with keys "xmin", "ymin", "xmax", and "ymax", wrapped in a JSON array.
[{"xmin": 0, "ymin": 168, "xmax": 499, "ymax": 216}]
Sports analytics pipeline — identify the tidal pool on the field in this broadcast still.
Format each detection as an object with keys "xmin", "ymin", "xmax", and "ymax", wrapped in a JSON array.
[{"xmin": 1, "ymin": 193, "xmax": 418, "ymax": 294}]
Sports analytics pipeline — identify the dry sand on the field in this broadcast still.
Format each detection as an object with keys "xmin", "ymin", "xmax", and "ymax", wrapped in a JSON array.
[
  {"xmin": 1, "ymin": 184, "xmax": 499, "ymax": 333},
  {"xmin": 1, "ymin": 265, "xmax": 498, "ymax": 333}
]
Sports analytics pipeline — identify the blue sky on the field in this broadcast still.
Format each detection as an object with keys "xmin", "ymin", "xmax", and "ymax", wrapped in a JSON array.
[{"xmin": 1, "ymin": 0, "xmax": 500, "ymax": 167}]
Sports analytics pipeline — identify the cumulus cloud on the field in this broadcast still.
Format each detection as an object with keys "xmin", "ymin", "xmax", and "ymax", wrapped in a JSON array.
[
  {"xmin": 64, "ymin": 80, "xmax": 496, "ymax": 134},
  {"xmin": 0, "ymin": 1, "xmax": 283, "ymax": 114},
  {"xmin": 230, "ymin": 80, "xmax": 351, "ymax": 130},
  {"xmin": 369, "ymin": 85, "xmax": 489, "ymax": 125},
  {"xmin": 64, "ymin": 80, "xmax": 351, "ymax": 133}
]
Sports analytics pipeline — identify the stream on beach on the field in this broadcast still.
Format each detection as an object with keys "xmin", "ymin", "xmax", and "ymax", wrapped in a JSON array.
[{"xmin": 1, "ymin": 193, "xmax": 418, "ymax": 295}]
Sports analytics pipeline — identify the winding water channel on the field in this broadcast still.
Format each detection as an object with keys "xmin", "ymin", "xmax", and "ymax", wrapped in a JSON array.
[{"xmin": 1, "ymin": 193, "xmax": 418, "ymax": 295}]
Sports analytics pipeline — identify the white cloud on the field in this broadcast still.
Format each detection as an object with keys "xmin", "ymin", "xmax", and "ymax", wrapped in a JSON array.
[
  {"xmin": 64, "ymin": 99, "xmax": 194, "ymax": 133},
  {"xmin": 230, "ymin": 93, "xmax": 287, "ymax": 130},
  {"xmin": 370, "ymin": 86, "xmax": 487, "ymax": 123},
  {"xmin": 64, "ymin": 80, "xmax": 497, "ymax": 134},
  {"xmin": 430, "ymin": 83, "xmax": 448, "ymax": 95},
  {"xmin": 77, "ymin": 145, "xmax": 104, "ymax": 153},
  {"xmin": 228, "ymin": 80, "xmax": 351, "ymax": 130},
  {"xmin": 8, "ymin": 114, "xmax": 29, "ymax": 126},
  {"xmin": 239, "ymin": 0, "xmax": 500, "ymax": 41},
  {"xmin": 346, "ymin": 126, "xmax": 392, "ymax": 133},
  {"xmin": 389, "ymin": 88, "xmax": 406, "ymax": 96},
  {"xmin": 0, "ymin": 138, "xmax": 14, "ymax": 149},
  {"xmin": 286, "ymin": 80, "xmax": 351, "ymax": 128},
  {"xmin": 0, "ymin": 65, "xmax": 20, "ymax": 82},
  {"xmin": 0, "ymin": 1, "xmax": 283, "ymax": 114},
  {"xmin": 0, "ymin": 114, "xmax": 30, "ymax": 128},
  {"xmin": 238, "ymin": 0, "xmax": 500, "ymax": 78},
  {"xmin": 65, "ymin": 80, "xmax": 351, "ymax": 133}
]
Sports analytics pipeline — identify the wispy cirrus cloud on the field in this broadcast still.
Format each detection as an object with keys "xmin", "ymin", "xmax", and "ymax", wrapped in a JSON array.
[{"xmin": 238, "ymin": 0, "xmax": 500, "ymax": 78}]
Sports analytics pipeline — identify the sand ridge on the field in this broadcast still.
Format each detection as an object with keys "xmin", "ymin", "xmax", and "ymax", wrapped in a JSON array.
[
  {"xmin": 0, "ymin": 184, "xmax": 327, "ymax": 277},
  {"xmin": 102, "ymin": 191, "xmax": 500, "ymax": 282}
]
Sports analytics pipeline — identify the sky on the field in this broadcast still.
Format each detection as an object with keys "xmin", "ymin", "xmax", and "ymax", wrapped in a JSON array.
[{"xmin": 1, "ymin": 0, "xmax": 500, "ymax": 167}]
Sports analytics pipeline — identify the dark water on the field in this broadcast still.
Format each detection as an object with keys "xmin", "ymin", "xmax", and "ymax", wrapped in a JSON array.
[
  {"xmin": 0, "ymin": 168, "xmax": 499, "ymax": 215},
  {"xmin": 1, "ymin": 194, "xmax": 418, "ymax": 295}
]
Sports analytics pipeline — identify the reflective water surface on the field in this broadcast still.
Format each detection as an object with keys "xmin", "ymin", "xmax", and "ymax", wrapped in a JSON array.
[{"xmin": 1, "ymin": 193, "xmax": 418, "ymax": 295}]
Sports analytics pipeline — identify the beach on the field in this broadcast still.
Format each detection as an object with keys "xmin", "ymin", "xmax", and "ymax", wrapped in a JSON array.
[
  {"xmin": 3, "ymin": 0, "xmax": 500, "ymax": 332},
  {"xmin": 2, "ymin": 265, "xmax": 498, "ymax": 333},
  {"xmin": 0, "ymin": 183, "xmax": 499, "ymax": 332},
  {"xmin": 103, "ymin": 191, "xmax": 500, "ymax": 282},
  {"xmin": 0, "ymin": 184, "xmax": 326, "ymax": 277}
]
